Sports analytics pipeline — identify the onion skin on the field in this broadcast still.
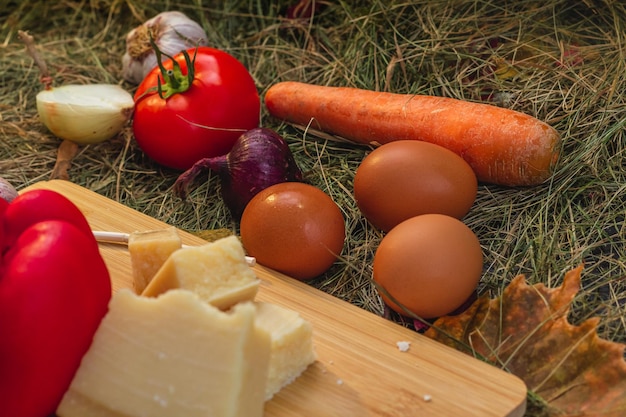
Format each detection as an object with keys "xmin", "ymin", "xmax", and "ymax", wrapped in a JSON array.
[{"xmin": 174, "ymin": 128, "xmax": 304, "ymax": 219}]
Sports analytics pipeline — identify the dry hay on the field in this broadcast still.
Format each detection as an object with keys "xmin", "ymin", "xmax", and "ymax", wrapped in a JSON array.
[{"xmin": 1, "ymin": 2, "xmax": 626, "ymax": 413}]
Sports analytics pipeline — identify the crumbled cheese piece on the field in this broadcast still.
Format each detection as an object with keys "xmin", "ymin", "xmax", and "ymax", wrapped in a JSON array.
[
  {"xmin": 253, "ymin": 302, "xmax": 316, "ymax": 401},
  {"xmin": 423, "ymin": 394, "xmax": 432, "ymax": 402},
  {"xmin": 142, "ymin": 236, "xmax": 259, "ymax": 310},
  {"xmin": 396, "ymin": 341, "xmax": 411, "ymax": 352}
]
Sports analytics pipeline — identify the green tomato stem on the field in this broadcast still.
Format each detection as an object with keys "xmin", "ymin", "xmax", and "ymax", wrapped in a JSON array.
[{"xmin": 149, "ymin": 30, "xmax": 197, "ymax": 100}]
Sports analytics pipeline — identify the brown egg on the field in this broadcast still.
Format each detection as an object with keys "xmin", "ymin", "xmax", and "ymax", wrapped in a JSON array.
[
  {"xmin": 372, "ymin": 214, "xmax": 483, "ymax": 319},
  {"xmin": 239, "ymin": 182, "xmax": 345, "ymax": 281},
  {"xmin": 353, "ymin": 140, "xmax": 477, "ymax": 232}
]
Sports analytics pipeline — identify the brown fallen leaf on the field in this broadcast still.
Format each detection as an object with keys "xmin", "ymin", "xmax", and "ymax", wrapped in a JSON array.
[{"xmin": 425, "ymin": 265, "xmax": 626, "ymax": 417}]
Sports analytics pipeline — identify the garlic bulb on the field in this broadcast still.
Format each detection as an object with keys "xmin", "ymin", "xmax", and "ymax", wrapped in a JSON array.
[
  {"xmin": 36, "ymin": 84, "xmax": 134, "ymax": 145},
  {"xmin": 122, "ymin": 11, "xmax": 208, "ymax": 84}
]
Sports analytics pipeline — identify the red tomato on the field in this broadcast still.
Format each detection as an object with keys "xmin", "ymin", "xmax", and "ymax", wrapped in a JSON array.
[{"xmin": 133, "ymin": 47, "xmax": 261, "ymax": 170}]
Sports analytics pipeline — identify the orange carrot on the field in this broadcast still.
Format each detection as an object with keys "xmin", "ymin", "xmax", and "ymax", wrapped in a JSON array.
[{"xmin": 264, "ymin": 81, "xmax": 561, "ymax": 187}]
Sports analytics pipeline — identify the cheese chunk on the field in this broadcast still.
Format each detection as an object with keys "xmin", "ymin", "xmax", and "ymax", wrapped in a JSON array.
[
  {"xmin": 255, "ymin": 302, "xmax": 317, "ymax": 400},
  {"xmin": 56, "ymin": 289, "xmax": 270, "ymax": 417},
  {"xmin": 142, "ymin": 236, "xmax": 259, "ymax": 310},
  {"xmin": 128, "ymin": 227, "xmax": 182, "ymax": 293}
]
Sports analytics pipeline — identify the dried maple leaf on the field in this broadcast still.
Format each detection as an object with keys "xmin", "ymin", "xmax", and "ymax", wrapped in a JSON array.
[{"xmin": 425, "ymin": 265, "xmax": 626, "ymax": 416}]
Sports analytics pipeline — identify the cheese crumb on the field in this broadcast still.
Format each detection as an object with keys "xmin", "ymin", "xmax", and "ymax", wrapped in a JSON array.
[
  {"xmin": 153, "ymin": 394, "xmax": 168, "ymax": 407},
  {"xmin": 396, "ymin": 341, "xmax": 411, "ymax": 352},
  {"xmin": 423, "ymin": 394, "xmax": 432, "ymax": 402}
]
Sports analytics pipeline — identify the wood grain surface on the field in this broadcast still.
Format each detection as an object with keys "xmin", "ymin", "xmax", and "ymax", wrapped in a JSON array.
[{"xmin": 24, "ymin": 180, "xmax": 527, "ymax": 417}]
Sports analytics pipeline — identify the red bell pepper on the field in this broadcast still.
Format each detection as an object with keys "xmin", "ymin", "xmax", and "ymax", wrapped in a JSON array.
[{"xmin": 0, "ymin": 189, "xmax": 111, "ymax": 417}]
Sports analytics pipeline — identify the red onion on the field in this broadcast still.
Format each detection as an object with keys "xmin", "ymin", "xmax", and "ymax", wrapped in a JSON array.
[{"xmin": 174, "ymin": 127, "xmax": 304, "ymax": 219}]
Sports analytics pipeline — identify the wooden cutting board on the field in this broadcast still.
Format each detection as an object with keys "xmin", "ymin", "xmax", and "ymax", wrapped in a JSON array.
[{"xmin": 24, "ymin": 180, "xmax": 527, "ymax": 417}]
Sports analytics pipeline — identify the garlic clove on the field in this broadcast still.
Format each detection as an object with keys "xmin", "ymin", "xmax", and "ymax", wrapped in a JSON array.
[
  {"xmin": 36, "ymin": 84, "xmax": 134, "ymax": 145},
  {"xmin": 122, "ymin": 11, "xmax": 208, "ymax": 84}
]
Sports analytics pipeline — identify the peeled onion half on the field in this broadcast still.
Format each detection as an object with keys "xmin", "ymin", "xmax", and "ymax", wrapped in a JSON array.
[{"xmin": 36, "ymin": 84, "xmax": 134, "ymax": 145}]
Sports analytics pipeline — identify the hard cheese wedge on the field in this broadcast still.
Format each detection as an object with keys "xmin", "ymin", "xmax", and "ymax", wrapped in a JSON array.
[
  {"xmin": 255, "ymin": 302, "xmax": 317, "ymax": 401},
  {"xmin": 138, "ymin": 234, "xmax": 316, "ymax": 401},
  {"xmin": 128, "ymin": 227, "xmax": 182, "ymax": 293},
  {"xmin": 56, "ymin": 289, "xmax": 270, "ymax": 417},
  {"xmin": 142, "ymin": 235, "xmax": 259, "ymax": 310}
]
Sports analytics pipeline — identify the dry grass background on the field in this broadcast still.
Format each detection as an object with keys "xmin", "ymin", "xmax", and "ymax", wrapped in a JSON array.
[{"xmin": 1, "ymin": 1, "xmax": 625, "ymax": 415}]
